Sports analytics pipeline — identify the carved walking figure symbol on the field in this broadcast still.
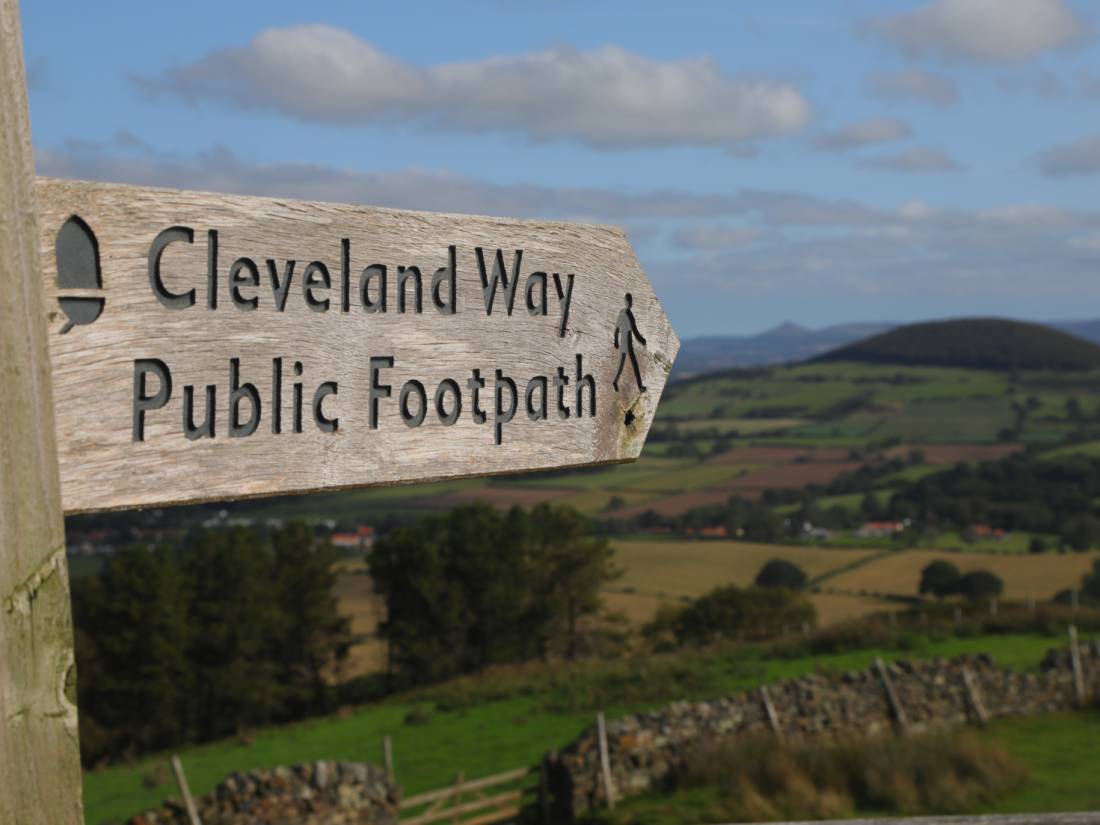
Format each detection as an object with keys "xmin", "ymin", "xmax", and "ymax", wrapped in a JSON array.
[{"xmin": 613, "ymin": 293, "xmax": 647, "ymax": 393}]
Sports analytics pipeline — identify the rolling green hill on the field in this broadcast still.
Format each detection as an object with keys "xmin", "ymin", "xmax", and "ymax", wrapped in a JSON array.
[{"xmin": 814, "ymin": 318, "xmax": 1100, "ymax": 372}]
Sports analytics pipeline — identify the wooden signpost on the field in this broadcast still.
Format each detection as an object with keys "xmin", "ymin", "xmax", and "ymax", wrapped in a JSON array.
[
  {"xmin": 39, "ymin": 179, "xmax": 677, "ymax": 513},
  {"xmin": 1, "ymin": 0, "xmax": 676, "ymax": 819}
]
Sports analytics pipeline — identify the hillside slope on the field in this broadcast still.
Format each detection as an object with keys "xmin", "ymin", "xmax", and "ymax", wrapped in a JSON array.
[{"xmin": 813, "ymin": 318, "xmax": 1100, "ymax": 371}]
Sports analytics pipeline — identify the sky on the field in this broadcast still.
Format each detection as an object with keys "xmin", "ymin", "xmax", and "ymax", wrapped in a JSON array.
[{"xmin": 19, "ymin": 0, "xmax": 1100, "ymax": 338}]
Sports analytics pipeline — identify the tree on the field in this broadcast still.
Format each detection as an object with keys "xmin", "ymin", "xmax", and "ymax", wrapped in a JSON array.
[
  {"xmin": 754, "ymin": 559, "xmax": 808, "ymax": 591},
  {"xmin": 370, "ymin": 503, "xmax": 619, "ymax": 686},
  {"xmin": 648, "ymin": 585, "xmax": 816, "ymax": 646},
  {"xmin": 919, "ymin": 560, "xmax": 960, "ymax": 598},
  {"xmin": 1081, "ymin": 559, "xmax": 1100, "ymax": 601},
  {"xmin": 71, "ymin": 544, "xmax": 192, "ymax": 758},
  {"xmin": 184, "ymin": 528, "xmax": 283, "ymax": 740},
  {"xmin": 860, "ymin": 491, "xmax": 882, "ymax": 520},
  {"xmin": 1060, "ymin": 515, "xmax": 1100, "ymax": 551},
  {"xmin": 270, "ymin": 523, "xmax": 352, "ymax": 717},
  {"xmin": 954, "ymin": 570, "xmax": 1004, "ymax": 600},
  {"xmin": 525, "ymin": 503, "xmax": 619, "ymax": 660}
]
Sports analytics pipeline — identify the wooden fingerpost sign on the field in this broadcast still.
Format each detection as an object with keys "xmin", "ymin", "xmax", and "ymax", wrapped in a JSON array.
[
  {"xmin": 0, "ymin": 1, "xmax": 677, "ymax": 820},
  {"xmin": 36, "ymin": 179, "xmax": 677, "ymax": 513}
]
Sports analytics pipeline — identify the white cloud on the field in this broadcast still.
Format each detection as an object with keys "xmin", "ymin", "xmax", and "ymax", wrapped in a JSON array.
[
  {"xmin": 1034, "ymin": 134, "xmax": 1100, "ymax": 177},
  {"xmin": 857, "ymin": 146, "xmax": 962, "ymax": 173},
  {"xmin": 865, "ymin": 0, "xmax": 1090, "ymax": 63},
  {"xmin": 35, "ymin": 143, "xmax": 753, "ymax": 220},
  {"xmin": 141, "ymin": 25, "xmax": 811, "ymax": 150},
  {"xmin": 38, "ymin": 141, "xmax": 1100, "ymax": 324},
  {"xmin": 813, "ymin": 117, "xmax": 912, "ymax": 151},
  {"xmin": 673, "ymin": 225, "xmax": 765, "ymax": 251},
  {"xmin": 868, "ymin": 69, "xmax": 958, "ymax": 106}
]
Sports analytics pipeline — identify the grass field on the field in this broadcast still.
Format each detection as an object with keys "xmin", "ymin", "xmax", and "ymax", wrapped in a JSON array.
[
  {"xmin": 610, "ymin": 540, "xmax": 877, "ymax": 602},
  {"xmin": 825, "ymin": 549, "xmax": 1099, "ymax": 601},
  {"xmin": 82, "ymin": 632, "xmax": 1094, "ymax": 825},
  {"xmin": 336, "ymin": 538, "xmax": 1097, "ymax": 677}
]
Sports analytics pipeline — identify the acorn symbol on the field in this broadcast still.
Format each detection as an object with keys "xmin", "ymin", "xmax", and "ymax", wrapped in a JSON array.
[{"xmin": 55, "ymin": 215, "xmax": 105, "ymax": 333}]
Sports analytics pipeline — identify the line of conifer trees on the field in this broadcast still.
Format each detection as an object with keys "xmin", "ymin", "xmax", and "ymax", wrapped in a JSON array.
[{"xmin": 71, "ymin": 522, "xmax": 350, "ymax": 765}]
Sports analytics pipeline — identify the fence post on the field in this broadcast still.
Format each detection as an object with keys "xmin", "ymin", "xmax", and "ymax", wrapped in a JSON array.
[
  {"xmin": 596, "ymin": 711, "xmax": 616, "ymax": 810},
  {"xmin": 0, "ymin": 1, "xmax": 85, "ymax": 823},
  {"xmin": 383, "ymin": 735, "xmax": 394, "ymax": 781},
  {"xmin": 962, "ymin": 668, "xmax": 989, "ymax": 725},
  {"xmin": 170, "ymin": 755, "xmax": 203, "ymax": 825},
  {"xmin": 875, "ymin": 657, "xmax": 909, "ymax": 733},
  {"xmin": 539, "ymin": 754, "xmax": 552, "ymax": 825},
  {"xmin": 760, "ymin": 684, "xmax": 783, "ymax": 740},
  {"xmin": 1069, "ymin": 625, "xmax": 1086, "ymax": 707},
  {"xmin": 451, "ymin": 771, "xmax": 464, "ymax": 825}
]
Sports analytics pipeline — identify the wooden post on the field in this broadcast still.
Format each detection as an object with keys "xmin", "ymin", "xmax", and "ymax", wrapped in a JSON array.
[
  {"xmin": 596, "ymin": 711, "xmax": 616, "ymax": 810},
  {"xmin": 383, "ymin": 734, "xmax": 394, "ymax": 781},
  {"xmin": 760, "ymin": 684, "xmax": 783, "ymax": 740},
  {"xmin": 539, "ymin": 755, "xmax": 551, "ymax": 825},
  {"xmin": 1069, "ymin": 625, "xmax": 1086, "ymax": 707},
  {"xmin": 875, "ymin": 657, "xmax": 909, "ymax": 733},
  {"xmin": 0, "ymin": 1, "xmax": 84, "ymax": 823},
  {"xmin": 989, "ymin": 597, "xmax": 997, "ymax": 618},
  {"xmin": 170, "ymin": 755, "xmax": 202, "ymax": 825},
  {"xmin": 954, "ymin": 606, "xmax": 963, "ymax": 626},
  {"xmin": 962, "ymin": 668, "xmax": 989, "ymax": 725},
  {"xmin": 451, "ymin": 771, "xmax": 464, "ymax": 825}
]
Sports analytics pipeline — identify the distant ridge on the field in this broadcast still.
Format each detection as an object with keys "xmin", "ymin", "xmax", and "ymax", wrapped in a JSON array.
[
  {"xmin": 673, "ymin": 321, "xmax": 893, "ymax": 377},
  {"xmin": 672, "ymin": 317, "xmax": 1100, "ymax": 379},
  {"xmin": 813, "ymin": 318, "xmax": 1100, "ymax": 372}
]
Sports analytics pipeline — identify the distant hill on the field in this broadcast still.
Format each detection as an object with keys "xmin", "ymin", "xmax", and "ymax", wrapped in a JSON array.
[
  {"xmin": 673, "ymin": 317, "xmax": 1100, "ymax": 378},
  {"xmin": 673, "ymin": 321, "xmax": 893, "ymax": 377},
  {"xmin": 813, "ymin": 318, "xmax": 1100, "ymax": 372}
]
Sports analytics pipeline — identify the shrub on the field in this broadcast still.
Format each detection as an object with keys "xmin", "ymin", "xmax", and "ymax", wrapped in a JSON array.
[
  {"xmin": 919, "ymin": 560, "xmax": 960, "ymax": 598},
  {"xmin": 954, "ymin": 570, "xmax": 1004, "ymax": 600},
  {"xmin": 676, "ymin": 732, "xmax": 1027, "ymax": 821},
  {"xmin": 755, "ymin": 559, "xmax": 809, "ymax": 591},
  {"xmin": 646, "ymin": 585, "xmax": 816, "ymax": 646}
]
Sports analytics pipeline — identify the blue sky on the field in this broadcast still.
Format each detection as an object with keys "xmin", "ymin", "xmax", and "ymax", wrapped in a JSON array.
[{"xmin": 20, "ymin": 0, "xmax": 1100, "ymax": 337}]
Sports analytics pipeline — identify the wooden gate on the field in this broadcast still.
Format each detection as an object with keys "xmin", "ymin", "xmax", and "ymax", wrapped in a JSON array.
[{"xmin": 399, "ymin": 766, "xmax": 537, "ymax": 825}]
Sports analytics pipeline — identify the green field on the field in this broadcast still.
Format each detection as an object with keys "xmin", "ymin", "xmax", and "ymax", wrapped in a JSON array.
[{"xmin": 82, "ymin": 632, "xmax": 1093, "ymax": 825}]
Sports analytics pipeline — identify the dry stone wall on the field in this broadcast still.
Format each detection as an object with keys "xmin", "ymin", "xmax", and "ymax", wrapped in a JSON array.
[
  {"xmin": 130, "ymin": 760, "xmax": 399, "ymax": 825},
  {"xmin": 547, "ymin": 643, "xmax": 1100, "ymax": 821}
]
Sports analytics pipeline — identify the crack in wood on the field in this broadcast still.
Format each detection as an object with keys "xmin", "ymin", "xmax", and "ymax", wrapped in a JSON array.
[{"xmin": 2, "ymin": 545, "xmax": 66, "ymax": 616}]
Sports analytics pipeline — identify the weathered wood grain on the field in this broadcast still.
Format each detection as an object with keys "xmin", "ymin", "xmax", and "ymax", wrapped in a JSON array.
[
  {"xmin": 0, "ymin": 1, "xmax": 84, "ymax": 822},
  {"xmin": 34, "ymin": 178, "xmax": 678, "ymax": 513}
]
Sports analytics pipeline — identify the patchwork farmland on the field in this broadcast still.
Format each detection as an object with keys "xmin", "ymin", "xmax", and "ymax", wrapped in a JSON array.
[{"xmin": 242, "ymin": 358, "xmax": 1100, "ymax": 679}]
